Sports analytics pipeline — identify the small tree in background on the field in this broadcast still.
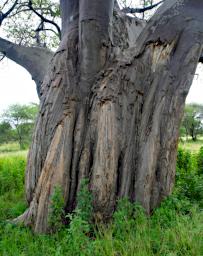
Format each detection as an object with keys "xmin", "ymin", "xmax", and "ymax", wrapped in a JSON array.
[
  {"xmin": 0, "ymin": 103, "xmax": 38, "ymax": 149},
  {"xmin": 181, "ymin": 104, "xmax": 203, "ymax": 141}
]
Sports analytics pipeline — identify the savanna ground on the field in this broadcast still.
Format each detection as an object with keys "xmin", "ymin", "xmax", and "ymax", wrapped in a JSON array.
[{"xmin": 0, "ymin": 139, "xmax": 202, "ymax": 256}]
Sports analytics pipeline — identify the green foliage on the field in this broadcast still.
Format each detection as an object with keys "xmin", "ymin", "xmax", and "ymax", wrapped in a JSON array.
[
  {"xmin": 75, "ymin": 179, "xmax": 93, "ymax": 223},
  {"xmin": 48, "ymin": 186, "xmax": 65, "ymax": 233},
  {"xmin": 176, "ymin": 147, "xmax": 203, "ymax": 208},
  {"xmin": 64, "ymin": 213, "xmax": 92, "ymax": 256},
  {"xmin": 176, "ymin": 147, "xmax": 195, "ymax": 173},
  {"xmin": 58, "ymin": 179, "xmax": 94, "ymax": 255},
  {"xmin": 1, "ymin": 0, "xmax": 60, "ymax": 49},
  {"xmin": 2, "ymin": 103, "xmax": 38, "ymax": 123},
  {"xmin": 0, "ymin": 156, "xmax": 25, "ymax": 195},
  {"xmin": 197, "ymin": 146, "xmax": 203, "ymax": 175},
  {"xmin": 0, "ymin": 122, "xmax": 13, "ymax": 144},
  {"xmin": 0, "ymin": 155, "xmax": 26, "ymax": 222}
]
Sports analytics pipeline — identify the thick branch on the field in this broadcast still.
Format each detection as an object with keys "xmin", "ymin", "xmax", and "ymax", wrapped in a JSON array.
[{"xmin": 0, "ymin": 37, "xmax": 53, "ymax": 97}]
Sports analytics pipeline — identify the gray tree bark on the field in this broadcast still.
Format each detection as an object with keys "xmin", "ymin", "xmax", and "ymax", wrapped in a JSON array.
[{"xmin": 15, "ymin": 0, "xmax": 203, "ymax": 233}]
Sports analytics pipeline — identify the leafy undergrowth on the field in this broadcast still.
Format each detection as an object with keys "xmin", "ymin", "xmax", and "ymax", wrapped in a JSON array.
[{"xmin": 0, "ymin": 149, "xmax": 202, "ymax": 256}]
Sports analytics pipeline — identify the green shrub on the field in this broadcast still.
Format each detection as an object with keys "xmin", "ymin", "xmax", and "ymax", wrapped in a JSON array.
[
  {"xmin": 48, "ymin": 185, "xmax": 65, "ymax": 233},
  {"xmin": 197, "ymin": 146, "xmax": 203, "ymax": 175},
  {"xmin": 176, "ymin": 147, "xmax": 203, "ymax": 208},
  {"xmin": 176, "ymin": 147, "xmax": 196, "ymax": 173},
  {"xmin": 60, "ymin": 179, "xmax": 94, "ymax": 255},
  {"xmin": 75, "ymin": 179, "xmax": 93, "ymax": 223}
]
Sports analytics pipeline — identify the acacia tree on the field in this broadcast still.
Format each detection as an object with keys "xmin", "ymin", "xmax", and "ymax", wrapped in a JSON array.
[
  {"xmin": 2, "ymin": 0, "xmax": 203, "ymax": 233},
  {"xmin": 1, "ymin": 103, "xmax": 38, "ymax": 148},
  {"xmin": 182, "ymin": 104, "xmax": 203, "ymax": 141}
]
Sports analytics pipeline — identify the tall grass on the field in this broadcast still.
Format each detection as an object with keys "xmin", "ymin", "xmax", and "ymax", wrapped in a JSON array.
[
  {"xmin": 0, "ymin": 147, "xmax": 202, "ymax": 255},
  {"xmin": 0, "ymin": 156, "xmax": 27, "ymax": 223},
  {"xmin": 0, "ymin": 143, "xmax": 21, "ymax": 153},
  {"xmin": 0, "ymin": 143, "xmax": 28, "ymax": 157},
  {"xmin": 179, "ymin": 137, "xmax": 203, "ymax": 152}
]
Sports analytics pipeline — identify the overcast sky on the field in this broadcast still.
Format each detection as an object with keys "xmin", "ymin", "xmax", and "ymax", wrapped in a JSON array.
[{"xmin": 0, "ymin": 59, "xmax": 39, "ymax": 114}]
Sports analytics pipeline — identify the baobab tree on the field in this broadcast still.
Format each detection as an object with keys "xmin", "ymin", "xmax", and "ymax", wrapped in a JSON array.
[{"xmin": 1, "ymin": 0, "xmax": 203, "ymax": 233}]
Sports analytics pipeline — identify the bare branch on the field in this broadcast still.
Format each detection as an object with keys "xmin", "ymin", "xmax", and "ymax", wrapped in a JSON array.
[
  {"xmin": 0, "ymin": 0, "xmax": 18, "ymax": 25},
  {"xmin": 28, "ymin": 0, "xmax": 61, "ymax": 39},
  {"xmin": 1, "ymin": 0, "xmax": 10, "ymax": 10},
  {"xmin": 122, "ymin": 0, "xmax": 163, "ymax": 14}
]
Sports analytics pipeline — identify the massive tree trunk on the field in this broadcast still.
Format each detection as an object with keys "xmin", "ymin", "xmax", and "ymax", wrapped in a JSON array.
[{"xmin": 15, "ymin": 0, "xmax": 203, "ymax": 233}]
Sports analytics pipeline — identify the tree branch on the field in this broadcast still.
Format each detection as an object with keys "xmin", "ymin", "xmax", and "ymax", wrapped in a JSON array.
[
  {"xmin": 0, "ymin": 0, "xmax": 18, "ymax": 25},
  {"xmin": 0, "ymin": 37, "xmax": 53, "ymax": 97},
  {"xmin": 28, "ymin": 0, "xmax": 61, "ymax": 39},
  {"xmin": 122, "ymin": 0, "xmax": 163, "ymax": 14}
]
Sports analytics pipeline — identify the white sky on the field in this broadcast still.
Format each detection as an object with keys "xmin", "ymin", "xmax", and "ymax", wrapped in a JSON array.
[{"xmin": 0, "ymin": 59, "xmax": 39, "ymax": 114}]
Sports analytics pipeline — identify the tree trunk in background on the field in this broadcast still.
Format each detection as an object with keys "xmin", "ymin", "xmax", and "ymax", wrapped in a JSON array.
[{"xmin": 16, "ymin": 0, "xmax": 203, "ymax": 233}]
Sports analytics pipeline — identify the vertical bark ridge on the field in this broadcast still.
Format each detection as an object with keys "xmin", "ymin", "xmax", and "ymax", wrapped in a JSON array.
[
  {"xmin": 25, "ymin": 29, "xmax": 79, "ymax": 203},
  {"xmin": 91, "ymin": 102, "xmax": 120, "ymax": 219}
]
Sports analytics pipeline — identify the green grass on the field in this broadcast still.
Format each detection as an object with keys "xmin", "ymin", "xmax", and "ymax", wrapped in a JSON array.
[
  {"xmin": 0, "ymin": 143, "xmax": 21, "ymax": 153},
  {"xmin": 0, "ymin": 156, "xmax": 27, "ymax": 222},
  {"xmin": 0, "ymin": 150, "xmax": 28, "ymax": 157},
  {"xmin": 0, "ymin": 145, "xmax": 202, "ymax": 255},
  {"xmin": 0, "ymin": 143, "xmax": 28, "ymax": 157},
  {"xmin": 179, "ymin": 137, "xmax": 203, "ymax": 152}
]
